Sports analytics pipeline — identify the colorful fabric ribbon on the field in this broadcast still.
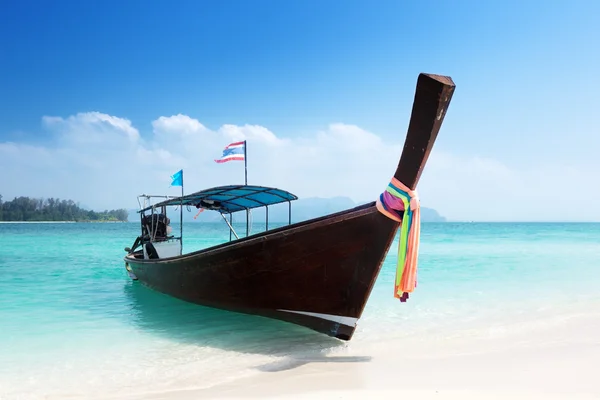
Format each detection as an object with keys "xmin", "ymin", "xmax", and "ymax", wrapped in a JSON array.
[{"xmin": 375, "ymin": 177, "xmax": 421, "ymax": 302}]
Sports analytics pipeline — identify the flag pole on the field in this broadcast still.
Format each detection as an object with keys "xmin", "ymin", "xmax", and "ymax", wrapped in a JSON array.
[
  {"xmin": 180, "ymin": 169, "xmax": 183, "ymax": 253},
  {"xmin": 244, "ymin": 140, "xmax": 247, "ymax": 185},
  {"xmin": 244, "ymin": 140, "xmax": 249, "ymax": 237}
]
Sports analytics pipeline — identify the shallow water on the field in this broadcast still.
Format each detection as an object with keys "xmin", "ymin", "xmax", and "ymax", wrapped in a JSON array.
[{"xmin": 1, "ymin": 221, "xmax": 599, "ymax": 399}]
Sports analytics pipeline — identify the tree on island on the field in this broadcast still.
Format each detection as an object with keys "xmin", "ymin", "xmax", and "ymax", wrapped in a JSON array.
[{"xmin": 0, "ymin": 195, "xmax": 128, "ymax": 222}]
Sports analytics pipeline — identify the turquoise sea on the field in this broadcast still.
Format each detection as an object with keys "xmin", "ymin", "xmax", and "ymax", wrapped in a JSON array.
[{"xmin": 1, "ymin": 221, "xmax": 600, "ymax": 399}]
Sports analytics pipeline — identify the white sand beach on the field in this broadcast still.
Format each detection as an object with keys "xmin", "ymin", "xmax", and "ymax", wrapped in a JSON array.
[{"xmin": 121, "ymin": 309, "xmax": 600, "ymax": 400}]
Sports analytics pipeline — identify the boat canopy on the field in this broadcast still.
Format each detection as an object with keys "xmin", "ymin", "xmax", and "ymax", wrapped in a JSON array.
[{"xmin": 139, "ymin": 185, "xmax": 298, "ymax": 214}]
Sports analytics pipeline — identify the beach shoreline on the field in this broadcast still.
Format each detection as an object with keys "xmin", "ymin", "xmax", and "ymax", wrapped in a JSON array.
[
  {"xmin": 0, "ymin": 220, "xmax": 77, "ymax": 224},
  {"xmin": 119, "ymin": 309, "xmax": 600, "ymax": 400},
  {"xmin": 0, "ymin": 220, "xmax": 127, "ymax": 223}
]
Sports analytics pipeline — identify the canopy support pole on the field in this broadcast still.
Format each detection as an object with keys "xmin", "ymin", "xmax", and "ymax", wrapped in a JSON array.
[{"xmin": 221, "ymin": 213, "xmax": 239, "ymax": 240}]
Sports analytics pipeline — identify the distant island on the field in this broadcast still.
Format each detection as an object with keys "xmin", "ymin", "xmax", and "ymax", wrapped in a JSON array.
[
  {"xmin": 127, "ymin": 196, "xmax": 447, "ymax": 223},
  {"xmin": 0, "ymin": 194, "xmax": 444, "ymax": 223},
  {"xmin": 0, "ymin": 195, "xmax": 128, "ymax": 222}
]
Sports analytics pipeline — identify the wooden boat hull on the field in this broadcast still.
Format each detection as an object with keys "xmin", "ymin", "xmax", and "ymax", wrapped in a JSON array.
[{"xmin": 126, "ymin": 202, "xmax": 398, "ymax": 340}]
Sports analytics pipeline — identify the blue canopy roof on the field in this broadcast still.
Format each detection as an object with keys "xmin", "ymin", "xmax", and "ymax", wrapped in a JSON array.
[{"xmin": 141, "ymin": 185, "xmax": 298, "ymax": 214}]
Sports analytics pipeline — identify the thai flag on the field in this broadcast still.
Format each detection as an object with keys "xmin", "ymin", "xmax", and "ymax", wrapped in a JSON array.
[{"xmin": 214, "ymin": 141, "xmax": 246, "ymax": 163}]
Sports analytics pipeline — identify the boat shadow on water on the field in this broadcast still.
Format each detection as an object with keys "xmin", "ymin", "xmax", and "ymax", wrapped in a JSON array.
[{"xmin": 123, "ymin": 282, "xmax": 372, "ymax": 372}]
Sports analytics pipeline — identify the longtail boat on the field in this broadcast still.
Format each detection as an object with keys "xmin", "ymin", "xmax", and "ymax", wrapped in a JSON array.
[{"xmin": 123, "ymin": 73, "xmax": 455, "ymax": 340}]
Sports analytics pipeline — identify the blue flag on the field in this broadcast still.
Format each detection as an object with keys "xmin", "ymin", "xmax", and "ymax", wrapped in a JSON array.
[{"xmin": 170, "ymin": 169, "xmax": 183, "ymax": 187}]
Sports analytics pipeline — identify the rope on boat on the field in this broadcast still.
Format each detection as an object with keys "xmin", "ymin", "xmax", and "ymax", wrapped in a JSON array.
[{"xmin": 375, "ymin": 177, "xmax": 421, "ymax": 302}]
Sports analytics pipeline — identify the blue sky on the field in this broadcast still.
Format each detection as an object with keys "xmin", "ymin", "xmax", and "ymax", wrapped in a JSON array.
[{"xmin": 1, "ymin": 1, "xmax": 599, "ymax": 221}]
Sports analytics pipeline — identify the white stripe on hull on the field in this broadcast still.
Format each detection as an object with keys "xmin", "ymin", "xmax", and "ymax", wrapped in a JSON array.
[{"xmin": 277, "ymin": 309, "xmax": 358, "ymax": 327}]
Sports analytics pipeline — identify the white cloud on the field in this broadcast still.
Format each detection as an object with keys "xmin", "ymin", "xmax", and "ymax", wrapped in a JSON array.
[
  {"xmin": 152, "ymin": 114, "xmax": 207, "ymax": 136},
  {"xmin": 1, "ymin": 111, "xmax": 599, "ymax": 221},
  {"xmin": 218, "ymin": 124, "xmax": 285, "ymax": 146},
  {"xmin": 43, "ymin": 112, "xmax": 140, "ymax": 145},
  {"xmin": 419, "ymin": 151, "xmax": 600, "ymax": 221}
]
